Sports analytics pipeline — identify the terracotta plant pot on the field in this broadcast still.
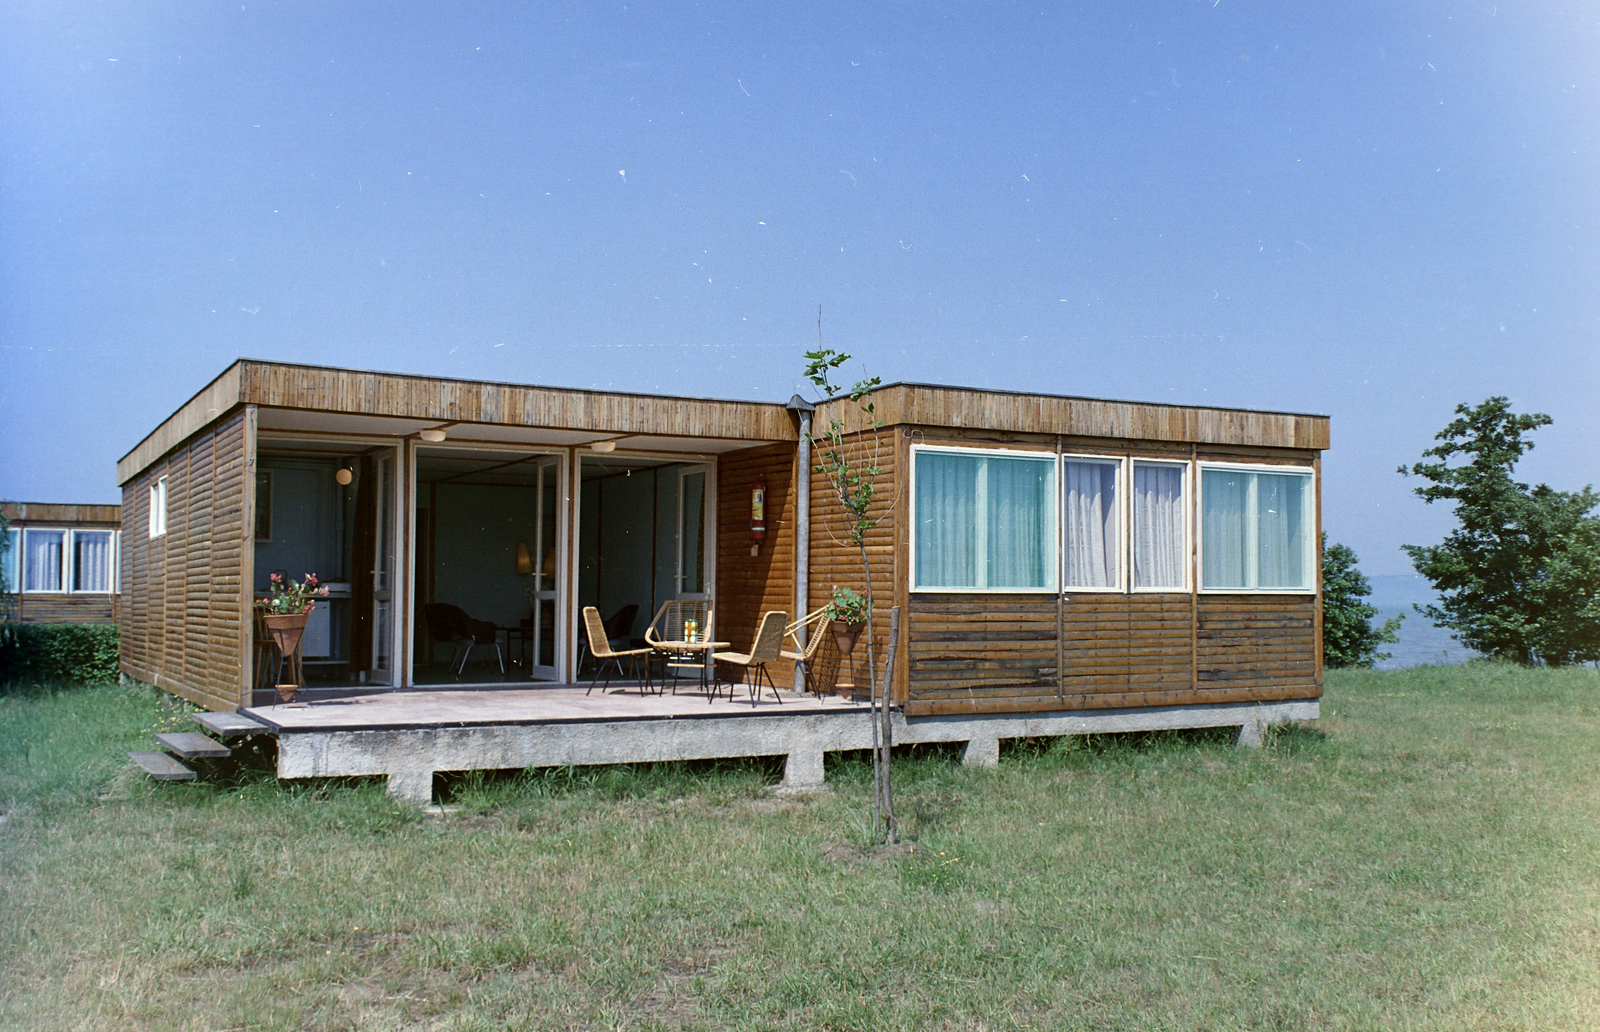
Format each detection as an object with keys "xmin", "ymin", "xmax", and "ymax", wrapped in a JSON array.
[
  {"xmin": 831, "ymin": 621, "xmax": 866, "ymax": 659},
  {"xmin": 262, "ymin": 612, "xmax": 309, "ymax": 657},
  {"xmin": 830, "ymin": 621, "xmax": 868, "ymax": 695}
]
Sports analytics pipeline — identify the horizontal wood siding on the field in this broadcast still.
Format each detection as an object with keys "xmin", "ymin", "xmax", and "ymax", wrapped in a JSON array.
[
  {"xmin": 807, "ymin": 427, "xmax": 898, "ymax": 693},
  {"xmin": 715, "ymin": 443, "xmax": 798, "ymax": 689},
  {"xmin": 904, "ymin": 592, "xmax": 1320, "ymax": 717},
  {"xmin": 1196, "ymin": 595, "xmax": 1319, "ymax": 692},
  {"xmin": 119, "ymin": 410, "xmax": 249, "ymax": 711},
  {"xmin": 9, "ymin": 595, "xmax": 118, "ymax": 625}
]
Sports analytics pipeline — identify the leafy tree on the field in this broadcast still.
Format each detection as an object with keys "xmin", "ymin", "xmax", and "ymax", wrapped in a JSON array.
[
  {"xmin": 1321, "ymin": 534, "xmax": 1401, "ymax": 668},
  {"xmin": 1400, "ymin": 397, "xmax": 1600, "ymax": 666},
  {"xmin": 802, "ymin": 344, "xmax": 898, "ymax": 844}
]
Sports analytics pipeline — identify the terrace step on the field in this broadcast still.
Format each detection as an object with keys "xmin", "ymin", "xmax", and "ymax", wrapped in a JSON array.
[
  {"xmin": 190, "ymin": 712, "xmax": 270, "ymax": 738},
  {"xmin": 129, "ymin": 751, "xmax": 196, "ymax": 781},
  {"xmin": 154, "ymin": 732, "xmax": 231, "ymax": 760}
]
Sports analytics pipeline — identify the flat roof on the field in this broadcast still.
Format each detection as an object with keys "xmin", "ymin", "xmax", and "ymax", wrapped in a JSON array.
[{"xmin": 119, "ymin": 359, "xmax": 1329, "ymax": 484}]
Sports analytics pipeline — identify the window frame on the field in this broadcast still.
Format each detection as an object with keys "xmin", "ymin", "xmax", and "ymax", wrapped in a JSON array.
[
  {"xmin": 149, "ymin": 475, "xmax": 168, "ymax": 539},
  {"xmin": 1059, "ymin": 452, "xmax": 1126, "ymax": 593},
  {"xmin": 909, "ymin": 443, "xmax": 1060, "ymax": 594},
  {"xmin": 1127, "ymin": 458, "xmax": 1192, "ymax": 593},
  {"xmin": 1197, "ymin": 460, "xmax": 1317, "ymax": 594},
  {"xmin": 17, "ymin": 527, "xmax": 119, "ymax": 595}
]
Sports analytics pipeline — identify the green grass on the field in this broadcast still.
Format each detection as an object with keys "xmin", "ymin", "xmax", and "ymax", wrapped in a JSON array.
[{"xmin": 2, "ymin": 664, "xmax": 1598, "ymax": 1030}]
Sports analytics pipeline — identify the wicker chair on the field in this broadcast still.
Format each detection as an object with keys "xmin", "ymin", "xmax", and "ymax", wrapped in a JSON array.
[
  {"xmin": 644, "ymin": 600, "xmax": 713, "ymax": 693},
  {"xmin": 780, "ymin": 608, "xmax": 832, "ymax": 698},
  {"xmin": 581, "ymin": 606, "xmax": 654, "ymax": 695},
  {"xmin": 713, "ymin": 609, "xmax": 788, "ymax": 706}
]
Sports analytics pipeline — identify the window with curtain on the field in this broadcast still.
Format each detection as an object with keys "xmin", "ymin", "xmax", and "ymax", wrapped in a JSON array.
[
  {"xmin": 1062, "ymin": 458, "xmax": 1121, "ymax": 589},
  {"xmin": 1201, "ymin": 466, "xmax": 1314, "ymax": 591},
  {"xmin": 149, "ymin": 475, "xmax": 168, "ymax": 538},
  {"xmin": 73, "ymin": 530, "xmax": 114, "ymax": 592},
  {"xmin": 1132, "ymin": 462, "xmax": 1187, "ymax": 589},
  {"xmin": 23, "ymin": 529, "xmax": 65, "ymax": 592},
  {"xmin": 914, "ymin": 448, "xmax": 1056, "ymax": 590}
]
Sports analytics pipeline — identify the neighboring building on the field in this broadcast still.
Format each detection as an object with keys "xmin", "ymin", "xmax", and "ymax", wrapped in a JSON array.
[
  {"xmin": 117, "ymin": 360, "xmax": 1328, "ymax": 718},
  {"xmin": 1, "ymin": 502, "xmax": 122, "ymax": 624}
]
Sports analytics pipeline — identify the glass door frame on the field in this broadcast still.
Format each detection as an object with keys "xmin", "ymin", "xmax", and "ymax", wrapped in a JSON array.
[
  {"xmin": 250, "ymin": 431, "xmax": 405, "ymax": 689},
  {"xmin": 572, "ymin": 451, "xmax": 718, "ymax": 676},
  {"xmin": 403, "ymin": 439, "xmax": 571, "ymax": 687}
]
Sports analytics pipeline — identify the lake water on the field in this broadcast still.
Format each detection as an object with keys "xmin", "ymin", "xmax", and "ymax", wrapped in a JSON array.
[{"xmin": 1363, "ymin": 574, "xmax": 1479, "ymax": 670}]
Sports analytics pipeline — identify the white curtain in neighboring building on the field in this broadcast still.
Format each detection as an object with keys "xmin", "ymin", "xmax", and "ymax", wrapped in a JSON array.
[
  {"xmin": 1063, "ymin": 459, "xmax": 1118, "ymax": 588},
  {"xmin": 1132, "ymin": 463, "xmax": 1185, "ymax": 589},
  {"xmin": 74, "ymin": 531, "xmax": 114, "ymax": 592},
  {"xmin": 23, "ymin": 529, "xmax": 64, "ymax": 592}
]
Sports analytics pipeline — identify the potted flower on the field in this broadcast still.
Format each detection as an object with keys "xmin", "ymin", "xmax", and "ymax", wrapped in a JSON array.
[
  {"xmin": 825, "ymin": 585, "xmax": 871, "ymax": 668},
  {"xmin": 256, "ymin": 573, "xmax": 327, "ymax": 701}
]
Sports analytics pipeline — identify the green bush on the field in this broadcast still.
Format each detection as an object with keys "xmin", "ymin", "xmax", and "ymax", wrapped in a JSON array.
[{"xmin": 0, "ymin": 623, "xmax": 120, "ymax": 690}]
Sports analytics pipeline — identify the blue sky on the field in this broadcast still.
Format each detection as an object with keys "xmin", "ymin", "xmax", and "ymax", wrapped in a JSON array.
[{"xmin": 3, "ymin": 1, "xmax": 1596, "ymax": 575}]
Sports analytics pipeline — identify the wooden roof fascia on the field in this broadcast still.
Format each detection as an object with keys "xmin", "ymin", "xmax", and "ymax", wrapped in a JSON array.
[
  {"xmin": 119, "ymin": 360, "xmax": 800, "ymax": 484},
  {"xmin": 1, "ymin": 502, "xmax": 123, "ymax": 525},
  {"xmin": 811, "ymin": 383, "xmax": 1330, "ymax": 451},
  {"xmin": 117, "ymin": 362, "xmax": 247, "ymax": 485}
]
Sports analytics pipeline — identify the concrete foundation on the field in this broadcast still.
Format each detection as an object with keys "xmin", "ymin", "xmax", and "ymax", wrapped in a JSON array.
[{"xmin": 270, "ymin": 697, "xmax": 1319, "ymax": 804}]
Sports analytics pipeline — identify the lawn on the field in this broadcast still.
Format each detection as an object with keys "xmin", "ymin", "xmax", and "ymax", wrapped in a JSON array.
[{"xmin": 1, "ymin": 664, "xmax": 1597, "ymax": 1031}]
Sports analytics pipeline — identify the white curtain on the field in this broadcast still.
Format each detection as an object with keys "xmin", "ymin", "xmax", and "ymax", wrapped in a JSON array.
[
  {"xmin": 1256, "ymin": 473, "xmax": 1307, "ymax": 588},
  {"xmin": 915, "ymin": 451, "xmax": 978, "ymax": 587},
  {"xmin": 915, "ymin": 451, "xmax": 1053, "ymax": 589},
  {"xmin": 24, "ymin": 529, "xmax": 64, "ymax": 592},
  {"xmin": 985, "ymin": 456, "xmax": 1054, "ymax": 588},
  {"xmin": 1132, "ymin": 464, "xmax": 1185, "ymax": 589},
  {"xmin": 1201, "ymin": 469, "xmax": 1249, "ymax": 589},
  {"xmin": 73, "ymin": 531, "xmax": 113, "ymax": 592},
  {"xmin": 1063, "ymin": 460, "xmax": 1117, "ymax": 588}
]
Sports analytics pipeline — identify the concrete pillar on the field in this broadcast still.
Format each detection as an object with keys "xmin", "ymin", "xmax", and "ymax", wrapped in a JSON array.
[
  {"xmin": 782, "ymin": 749, "xmax": 825, "ymax": 789},
  {"xmin": 386, "ymin": 768, "xmax": 435, "ymax": 805},
  {"xmin": 1235, "ymin": 718, "xmax": 1265, "ymax": 748},
  {"xmin": 962, "ymin": 736, "xmax": 999, "ymax": 768}
]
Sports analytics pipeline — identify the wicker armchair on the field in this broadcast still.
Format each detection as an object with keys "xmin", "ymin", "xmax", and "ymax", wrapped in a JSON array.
[
  {"xmin": 713, "ymin": 610, "xmax": 788, "ymax": 706},
  {"xmin": 780, "ymin": 608, "xmax": 832, "ymax": 698},
  {"xmin": 581, "ymin": 606, "xmax": 654, "ymax": 695}
]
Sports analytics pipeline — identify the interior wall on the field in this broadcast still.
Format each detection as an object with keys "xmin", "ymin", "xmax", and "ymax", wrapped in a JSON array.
[
  {"xmin": 254, "ymin": 459, "xmax": 344, "ymax": 592},
  {"xmin": 432, "ymin": 483, "xmax": 540, "ymax": 629}
]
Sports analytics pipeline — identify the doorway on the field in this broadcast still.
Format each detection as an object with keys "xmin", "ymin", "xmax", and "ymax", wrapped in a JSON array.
[
  {"xmin": 576, "ymin": 456, "xmax": 714, "ymax": 671},
  {"xmin": 412, "ymin": 447, "xmax": 563, "ymax": 684}
]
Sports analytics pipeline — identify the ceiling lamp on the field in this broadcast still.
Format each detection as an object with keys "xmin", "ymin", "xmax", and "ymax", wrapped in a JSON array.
[
  {"xmin": 420, "ymin": 428, "xmax": 448, "ymax": 443},
  {"xmin": 334, "ymin": 467, "xmax": 353, "ymax": 486},
  {"xmin": 590, "ymin": 439, "xmax": 616, "ymax": 452}
]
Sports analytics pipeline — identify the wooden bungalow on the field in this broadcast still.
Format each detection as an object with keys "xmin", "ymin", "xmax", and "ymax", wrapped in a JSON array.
[
  {"xmin": 118, "ymin": 360, "xmax": 1328, "ymax": 798},
  {"xmin": 2, "ymin": 502, "xmax": 122, "ymax": 624}
]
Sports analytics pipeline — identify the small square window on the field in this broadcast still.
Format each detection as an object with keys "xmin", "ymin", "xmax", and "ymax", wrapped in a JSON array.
[{"xmin": 149, "ymin": 475, "xmax": 168, "ymax": 538}]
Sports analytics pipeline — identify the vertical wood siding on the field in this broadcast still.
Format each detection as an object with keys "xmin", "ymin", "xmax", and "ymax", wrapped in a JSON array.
[
  {"xmin": 714, "ymin": 443, "xmax": 798, "ymax": 688},
  {"xmin": 119, "ymin": 409, "xmax": 250, "ymax": 711}
]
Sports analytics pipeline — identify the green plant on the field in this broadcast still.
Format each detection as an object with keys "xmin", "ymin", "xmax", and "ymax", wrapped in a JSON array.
[
  {"xmin": 1400, "ymin": 397, "xmax": 1600, "ymax": 665},
  {"xmin": 803, "ymin": 337, "xmax": 898, "ymax": 843},
  {"xmin": 1321, "ymin": 534, "xmax": 1402, "ymax": 668},
  {"xmin": 0, "ymin": 623, "xmax": 120, "ymax": 691},
  {"xmin": 824, "ymin": 585, "xmax": 869, "ymax": 625},
  {"xmin": 255, "ymin": 571, "xmax": 327, "ymax": 615}
]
